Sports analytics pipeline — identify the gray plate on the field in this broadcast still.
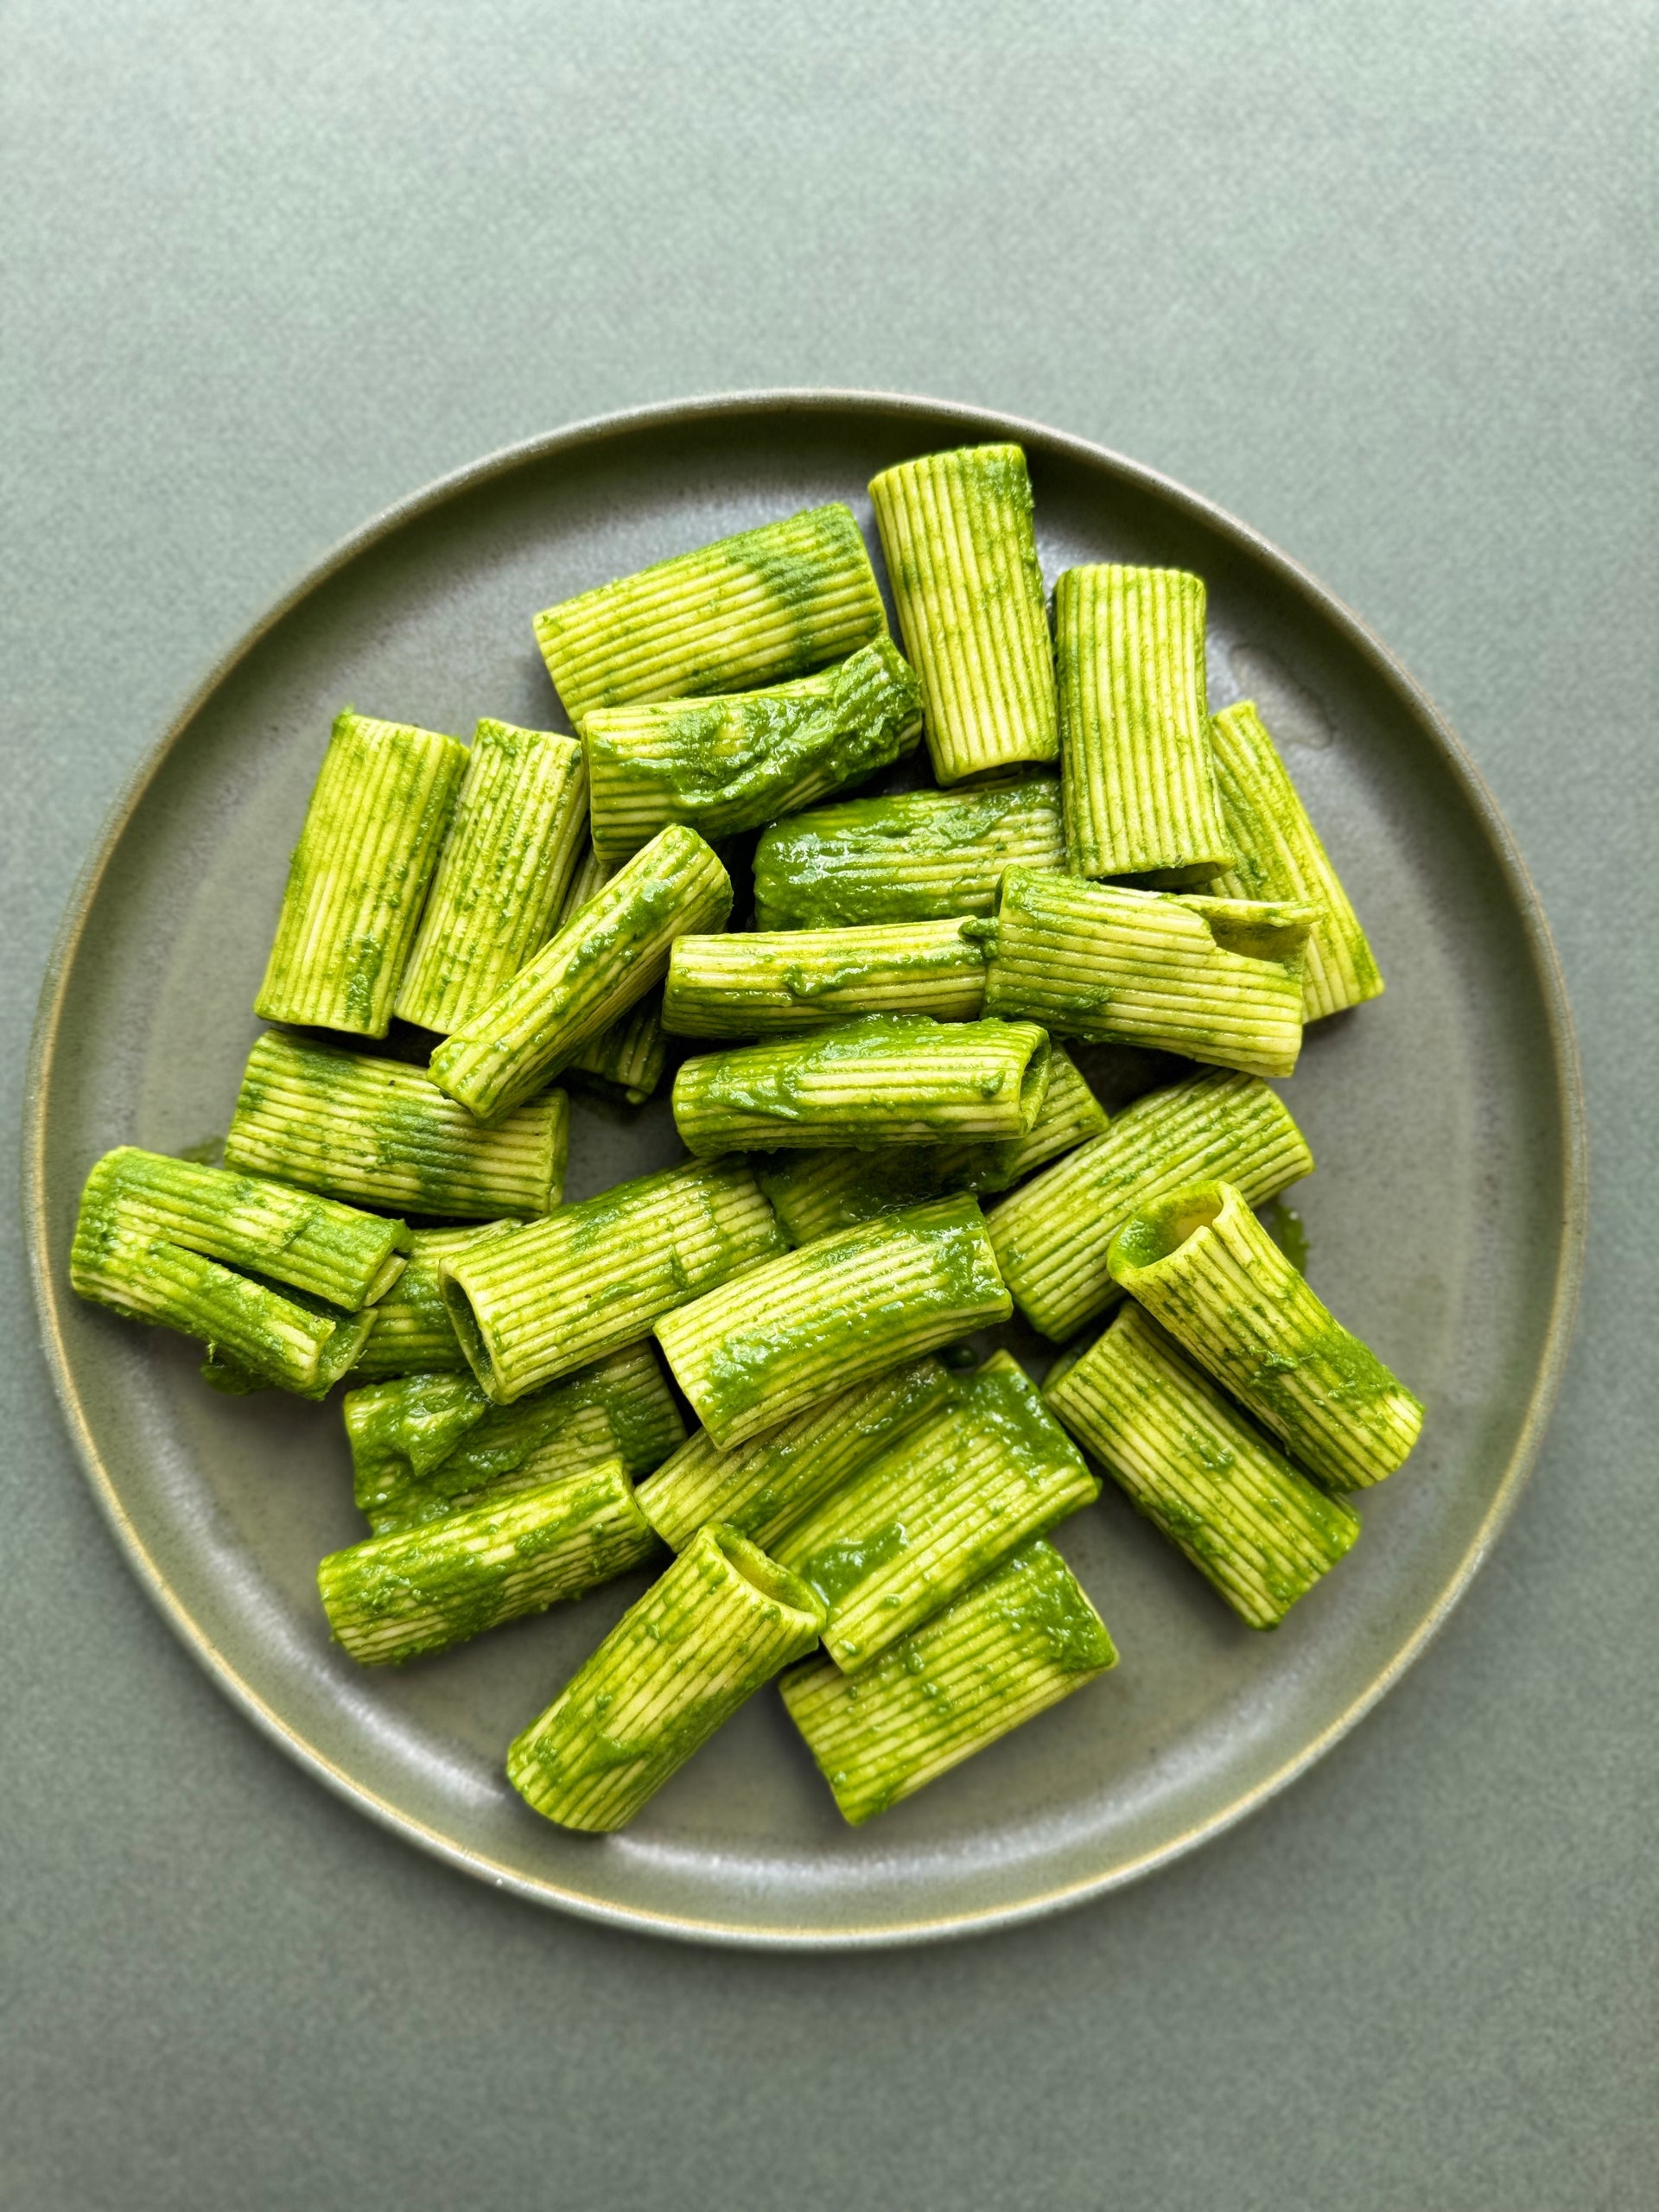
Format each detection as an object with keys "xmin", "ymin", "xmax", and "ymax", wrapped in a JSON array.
[{"xmin": 25, "ymin": 391, "xmax": 1585, "ymax": 1948}]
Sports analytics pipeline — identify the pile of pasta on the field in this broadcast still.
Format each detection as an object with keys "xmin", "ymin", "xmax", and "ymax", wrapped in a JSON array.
[{"xmin": 71, "ymin": 445, "xmax": 1421, "ymax": 1831}]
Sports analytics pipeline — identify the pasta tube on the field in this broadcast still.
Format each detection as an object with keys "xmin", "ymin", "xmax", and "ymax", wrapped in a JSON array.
[
  {"xmin": 224, "ymin": 1030, "xmax": 566, "ymax": 1219},
  {"xmin": 752, "ymin": 773, "xmax": 1065, "ymax": 930},
  {"xmin": 346, "ymin": 1224, "xmax": 516, "ymax": 1379},
  {"xmin": 1056, "ymin": 564, "xmax": 1231, "ymax": 883},
  {"xmin": 346, "ymin": 1343, "xmax": 685, "ymax": 1534},
  {"xmin": 582, "ymin": 637, "xmax": 922, "ymax": 863},
  {"xmin": 429, "ymin": 823, "xmax": 730, "ymax": 1122},
  {"xmin": 441, "ymin": 1157, "xmax": 785, "ymax": 1403},
  {"xmin": 772, "ymin": 1351, "xmax": 1098, "ymax": 1672},
  {"xmin": 868, "ymin": 445, "xmax": 1057, "ymax": 783},
  {"xmin": 507, "ymin": 1523, "xmax": 825, "ymax": 1831},
  {"xmin": 986, "ymin": 1068, "xmax": 1313, "ymax": 1341},
  {"xmin": 1108, "ymin": 1178, "xmax": 1423, "ymax": 1489},
  {"xmin": 70, "ymin": 1212, "xmax": 371, "ymax": 1396},
  {"xmin": 317, "ymin": 1458, "xmax": 659, "ymax": 1665},
  {"xmin": 1045, "ymin": 1302, "xmax": 1359, "ymax": 1626},
  {"xmin": 755, "ymin": 1045, "xmax": 1107, "ymax": 1243},
  {"xmin": 634, "ymin": 1354, "xmax": 955, "ymax": 1553},
  {"xmin": 671, "ymin": 1014, "xmax": 1051, "ymax": 1158},
  {"xmin": 984, "ymin": 867, "xmax": 1314, "ymax": 1078},
  {"xmin": 255, "ymin": 709, "xmax": 467, "ymax": 1038},
  {"xmin": 1204, "ymin": 699, "xmax": 1384, "ymax": 1020},
  {"xmin": 393, "ymin": 721, "xmax": 588, "ymax": 1033},
  {"xmin": 779, "ymin": 1537, "xmax": 1116, "ymax": 1822},
  {"xmin": 552, "ymin": 842, "xmax": 673, "ymax": 1105},
  {"xmin": 533, "ymin": 503, "xmax": 886, "ymax": 721},
  {"xmin": 76, "ymin": 1147, "xmax": 407, "ymax": 1311},
  {"xmin": 654, "ymin": 1192, "xmax": 1010, "ymax": 1449},
  {"xmin": 663, "ymin": 918, "xmax": 989, "ymax": 1037}
]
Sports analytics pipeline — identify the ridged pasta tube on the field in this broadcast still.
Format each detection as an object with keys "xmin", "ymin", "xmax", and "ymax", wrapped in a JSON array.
[
  {"xmin": 441, "ymin": 1157, "xmax": 785, "ymax": 1403},
  {"xmin": 255, "ymin": 709, "xmax": 467, "ymax": 1038},
  {"xmin": 76, "ymin": 1147, "xmax": 408, "ymax": 1311},
  {"xmin": 654, "ymin": 1192, "xmax": 1011, "ymax": 1449},
  {"xmin": 345, "ymin": 1343, "xmax": 686, "ymax": 1534},
  {"xmin": 635, "ymin": 1355, "xmax": 955, "ymax": 1554},
  {"xmin": 984, "ymin": 867, "xmax": 1314, "ymax": 1079},
  {"xmin": 779, "ymin": 1537, "xmax": 1116, "ymax": 1822},
  {"xmin": 664, "ymin": 918, "xmax": 989, "ymax": 1037},
  {"xmin": 1108, "ymin": 1179, "xmax": 1423, "ymax": 1490},
  {"xmin": 986, "ymin": 1069, "xmax": 1313, "ymax": 1341},
  {"xmin": 318, "ymin": 1458, "xmax": 660, "ymax": 1665},
  {"xmin": 582, "ymin": 638, "xmax": 922, "ymax": 863},
  {"xmin": 552, "ymin": 842, "xmax": 674, "ymax": 1106},
  {"xmin": 868, "ymin": 445, "xmax": 1057, "ymax": 784},
  {"xmin": 1204, "ymin": 700, "xmax": 1385, "ymax": 1020},
  {"xmin": 393, "ymin": 721, "xmax": 588, "ymax": 1033},
  {"xmin": 70, "ymin": 1212, "xmax": 372, "ymax": 1396},
  {"xmin": 671, "ymin": 1014, "xmax": 1051, "ymax": 1159},
  {"xmin": 429, "ymin": 823, "xmax": 730, "ymax": 1122},
  {"xmin": 224, "ymin": 1030, "xmax": 566, "ymax": 1219},
  {"xmin": 1045, "ymin": 1303, "xmax": 1359, "ymax": 1627},
  {"xmin": 755, "ymin": 1045, "xmax": 1108, "ymax": 1243},
  {"xmin": 347, "ymin": 1224, "xmax": 517, "ymax": 1379},
  {"xmin": 1056, "ymin": 565, "xmax": 1231, "ymax": 883},
  {"xmin": 752, "ymin": 773, "xmax": 1065, "ymax": 930},
  {"xmin": 533, "ymin": 503, "xmax": 887, "ymax": 722},
  {"xmin": 772, "ymin": 1351, "xmax": 1098, "ymax": 1672},
  {"xmin": 506, "ymin": 1523, "xmax": 826, "ymax": 1832}
]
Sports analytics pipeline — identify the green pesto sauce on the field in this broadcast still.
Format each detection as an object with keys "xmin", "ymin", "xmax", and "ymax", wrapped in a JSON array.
[
  {"xmin": 973, "ymin": 1541, "xmax": 1116, "ymax": 1674},
  {"xmin": 794, "ymin": 1519, "xmax": 908, "ymax": 1611}
]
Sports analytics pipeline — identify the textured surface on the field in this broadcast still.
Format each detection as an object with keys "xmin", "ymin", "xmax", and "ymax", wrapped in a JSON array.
[{"xmin": 2, "ymin": 3, "xmax": 1651, "ymax": 2208}]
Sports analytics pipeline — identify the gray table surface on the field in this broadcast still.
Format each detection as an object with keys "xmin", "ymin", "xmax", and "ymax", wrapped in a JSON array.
[{"xmin": 3, "ymin": 5, "xmax": 1653, "ymax": 2207}]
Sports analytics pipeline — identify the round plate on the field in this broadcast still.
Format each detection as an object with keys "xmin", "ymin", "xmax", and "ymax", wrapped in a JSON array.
[{"xmin": 26, "ymin": 392, "xmax": 1585, "ymax": 1948}]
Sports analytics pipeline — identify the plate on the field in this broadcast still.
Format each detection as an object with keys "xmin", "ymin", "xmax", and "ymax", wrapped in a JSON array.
[{"xmin": 25, "ymin": 391, "xmax": 1585, "ymax": 1947}]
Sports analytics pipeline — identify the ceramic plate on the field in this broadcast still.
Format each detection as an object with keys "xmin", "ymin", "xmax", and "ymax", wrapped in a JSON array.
[{"xmin": 26, "ymin": 392, "xmax": 1585, "ymax": 1947}]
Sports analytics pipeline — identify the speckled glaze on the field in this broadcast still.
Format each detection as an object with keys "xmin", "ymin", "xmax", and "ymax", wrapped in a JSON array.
[{"xmin": 24, "ymin": 392, "xmax": 1584, "ymax": 1948}]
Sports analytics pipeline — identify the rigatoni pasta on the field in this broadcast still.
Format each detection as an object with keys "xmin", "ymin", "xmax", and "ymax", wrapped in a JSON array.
[
  {"xmin": 984, "ymin": 867, "xmax": 1314, "ymax": 1078},
  {"xmin": 752, "ymin": 773, "xmax": 1065, "ymax": 930},
  {"xmin": 318, "ymin": 1459, "xmax": 660, "ymax": 1665},
  {"xmin": 1107, "ymin": 1179, "xmax": 1423, "ymax": 1489},
  {"xmin": 255, "ymin": 709, "xmax": 467, "ymax": 1038},
  {"xmin": 663, "ymin": 918, "xmax": 989, "ymax": 1037},
  {"xmin": 780, "ymin": 1538, "xmax": 1116, "ymax": 1822},
  {"xmin": 507, "ymin": 1524, "xmax": 824, "ymax": 1831},
  {"xmin": 1204, "ymin": 699, "xmax": 1384, "ymax": 1020},
  {"xmin": 1046, "ymin": 1303, "xmax": 1359, "ymax": 1626},
  {"xmin": 393, "ymin": 720, "xmax": 588, "ymax": 1033},
  {"xmin": 224, "ymin": 1030, "xmax": 567, "ymax": 1219},
  {"xmin": 987, "ymin": 1068, "xmax": 1313, "ymax": 1340},
  {"xmin": 869, "ymin": 445, "xmax": 1058, "ymax": 783},
  {"xmin": 582, "ymin": 637, "xmax": 922, "ymax": 862},
  {"xmin": 671, "ymin": 1014, "xmax": 1051, "ymax": 1157},
  {"xmin": 771, "ymin": 1351, "xmax": 1098, "ymax": 1671},
  {"xmin": 429, "ymin": 823, "xmax": 730, "ymax": 1122},
  {"xmin": 1056, "ymin": 564, "xmax": 1231, "ymax": 883},
  {"xmin": 441, "ymin": 1157, "xmax": 785, "ymax": 1403},
  {"xmin": 654, "ymin": 1193, "xmax": 1011, "ymax": 1448},
  {"xmin": 534, "ymin": 503, "xmax": 887, "ymax": 721}
]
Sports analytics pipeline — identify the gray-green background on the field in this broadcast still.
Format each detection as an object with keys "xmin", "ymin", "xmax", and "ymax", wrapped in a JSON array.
[{"xmin": 3, "ymin": 4, "xmax": 1652, "ymax": 2206}]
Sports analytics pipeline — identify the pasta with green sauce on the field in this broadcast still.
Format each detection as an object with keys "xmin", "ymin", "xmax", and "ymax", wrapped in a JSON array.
[{"xmin": 68, "ymin": 449, "xmax": 1420, "ymax": 1834}]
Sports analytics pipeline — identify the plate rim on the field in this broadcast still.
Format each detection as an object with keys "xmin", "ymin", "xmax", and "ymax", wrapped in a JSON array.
[{"xmin": 22, "ymin": 387, "xmax": 1589, "ymax": 1949}]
